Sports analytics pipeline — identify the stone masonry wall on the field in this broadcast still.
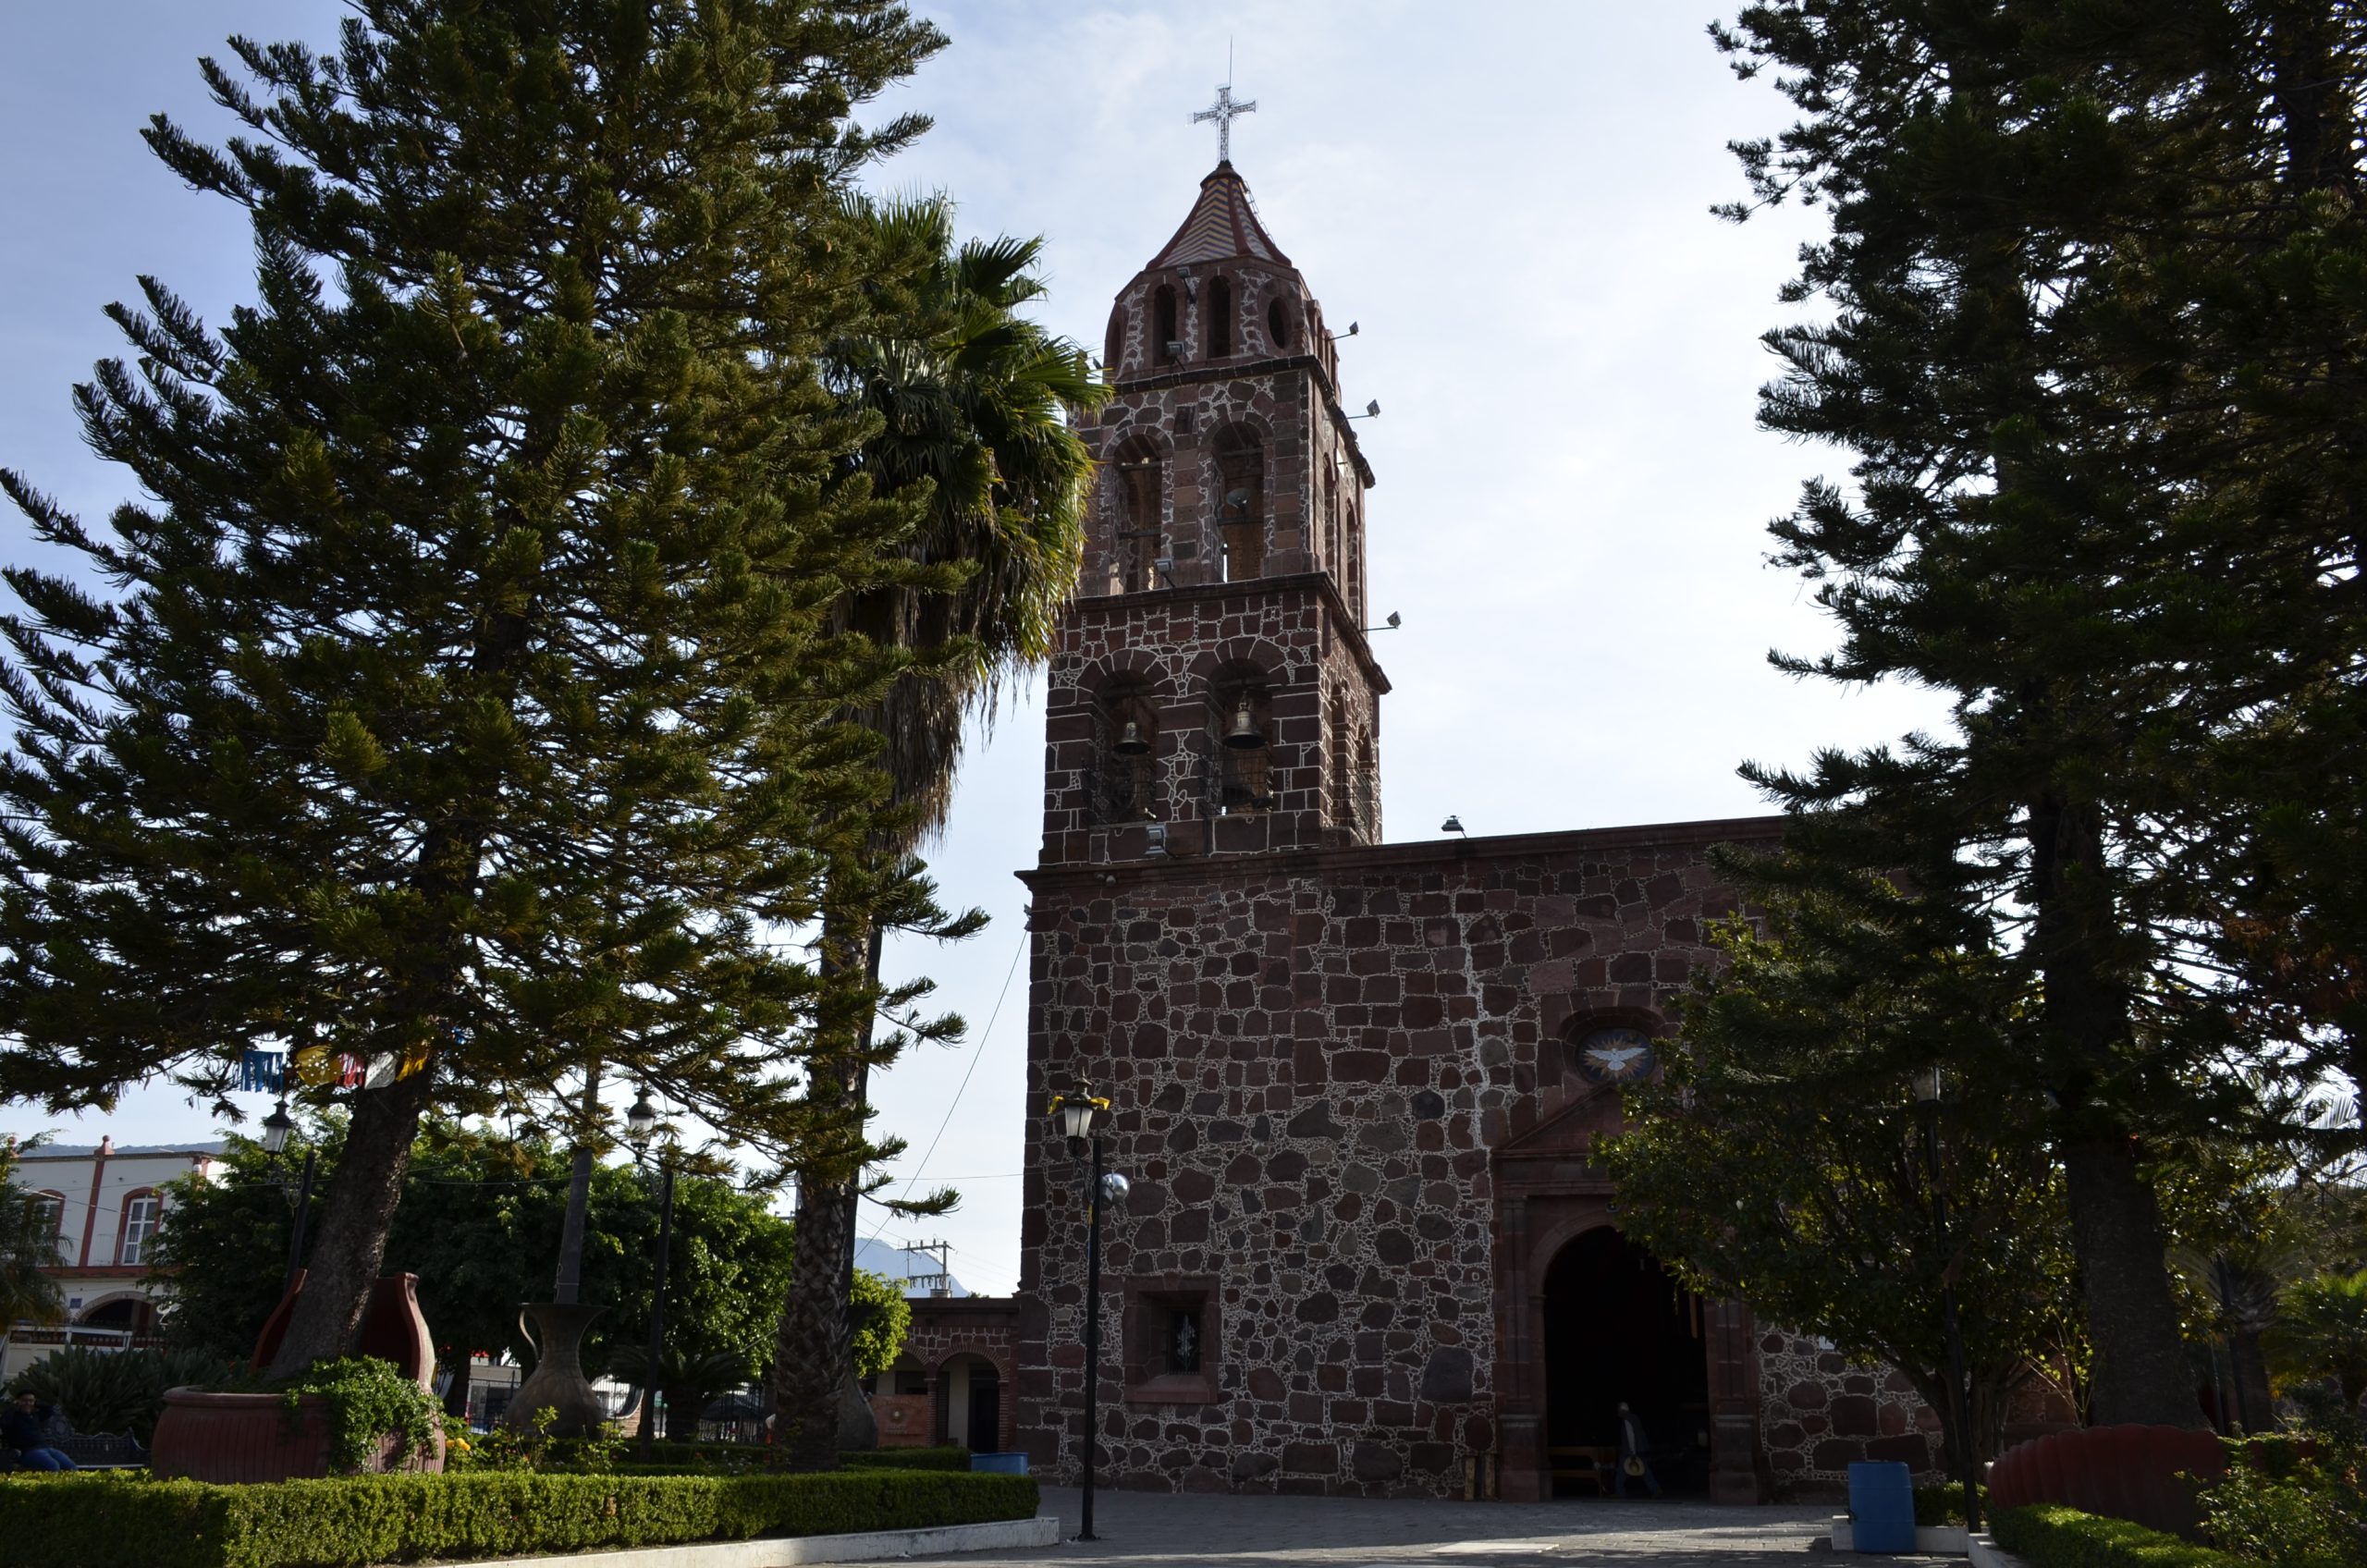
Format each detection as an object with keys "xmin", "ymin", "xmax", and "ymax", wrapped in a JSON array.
[
  {"xmin": 1012, "ymin": 821, "xmax": 1783, "ymax": 1498},
  {"xmin": 1757, "ymin": 1331, "xmax": 1944, "ymax": 1494}
]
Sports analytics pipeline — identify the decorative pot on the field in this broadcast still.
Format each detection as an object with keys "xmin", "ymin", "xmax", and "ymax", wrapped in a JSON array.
[
  {"xmin": 149, "ymin": 1389, "xmax": 445, "ymax": 1483},
  {"xmin": 505, "ymin": 1302, "xmax": 610, "ymax": 1438}
]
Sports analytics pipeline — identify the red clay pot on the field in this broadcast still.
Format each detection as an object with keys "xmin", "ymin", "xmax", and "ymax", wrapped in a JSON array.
[{"xmin": 149, "ymin": 1389, "xmax": 446, "ymax": 1483}]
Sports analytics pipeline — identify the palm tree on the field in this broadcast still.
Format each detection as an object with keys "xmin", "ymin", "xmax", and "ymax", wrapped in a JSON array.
[
  {"xmin": 770, "ymin": 194, "xmax": 1108, "ymax": 1471},
  {"xmin": 2269, "ymin": 1269, "xmax": 2367, "ymax": 1407}
]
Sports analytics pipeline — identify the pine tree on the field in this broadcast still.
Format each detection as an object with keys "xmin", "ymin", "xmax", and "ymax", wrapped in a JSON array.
[
  {"xmin": 0, "ymin": 0, "xmax": 954, "ymax": 1376},
  {"xmin": 1710, "ymin": 1, "xmax": 2361, "ymax": 1426}
]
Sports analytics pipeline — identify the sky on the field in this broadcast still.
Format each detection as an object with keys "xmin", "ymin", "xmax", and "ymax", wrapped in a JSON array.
[{"xmin": 0, "ymin": 3, "xmax": 1949, "ymax": 1295}]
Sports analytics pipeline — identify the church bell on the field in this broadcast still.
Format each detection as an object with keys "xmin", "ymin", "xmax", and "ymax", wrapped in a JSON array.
[
  {"xmin": 1223, "ymin": 700, "xmax": 1266, "ymax": 750},
  {"xmin": 1114, "ymin": 719, "xmax": 1150, "ymax": 756}
]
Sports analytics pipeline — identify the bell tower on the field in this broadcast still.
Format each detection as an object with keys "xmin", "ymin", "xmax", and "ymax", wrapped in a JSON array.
[{"xmin": 1039, "ymin": 158, "xmax": 1388, "ymax": 867}]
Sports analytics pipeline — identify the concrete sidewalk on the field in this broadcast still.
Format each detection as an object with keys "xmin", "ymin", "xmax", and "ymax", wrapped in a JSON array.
[{"xmin": 890, "ymin": 1487, "xmax": 1899, "ymax": 1566}]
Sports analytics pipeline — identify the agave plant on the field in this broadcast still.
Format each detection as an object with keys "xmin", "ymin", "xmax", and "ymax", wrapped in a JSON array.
[
  {"xmin": 7, "ymin": 1345, "xmax": 239, "ymax": 1442},
  {"xmin": 607, "ymin": 1346, "xmax": 751, "ymax": 1442}
]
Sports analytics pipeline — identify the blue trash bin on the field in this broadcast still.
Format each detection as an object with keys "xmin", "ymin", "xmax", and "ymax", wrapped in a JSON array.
[
  {"xmin": 1846, "ymin": 1460, "xmax": 1916, "ymax": 1553},
  {"xmin": 969, "ymin": 1452, "xmax": 1028, "ymax": 1475}
]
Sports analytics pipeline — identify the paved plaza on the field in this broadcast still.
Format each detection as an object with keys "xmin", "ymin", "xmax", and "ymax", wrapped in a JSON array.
[{"xmin": 896, "ymin": 1487, "xmax": 1926, "ymax": 1567}]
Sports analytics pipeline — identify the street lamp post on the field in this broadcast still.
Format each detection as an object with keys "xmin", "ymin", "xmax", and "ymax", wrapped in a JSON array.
[
  {"xmin": 626, "ymin": 1089, "xmax": 677, "ymax": 1464},
  {"xmin": 1049, "ymin": 1084, "xmax": 1127, "ymax": 1543},
  {"xmin": 1914, "ymin": 1068, "xmax": 1982, "ymax": 1534},
  {"xmin": 260, "ymin": 1096, "xmax": 317, "ymax": 1297}
]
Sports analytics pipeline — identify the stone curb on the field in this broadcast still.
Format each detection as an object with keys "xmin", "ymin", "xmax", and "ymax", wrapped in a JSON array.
[
  {"xmin": 423, "ymin": 1514, "xmax": 1063, "ymax": 1568},
  {"xmin": 1828, "ymin": 1517, "xmax": 1972, "ymax": 1554}
]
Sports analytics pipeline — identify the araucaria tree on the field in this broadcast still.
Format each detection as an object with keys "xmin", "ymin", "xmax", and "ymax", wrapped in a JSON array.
[
  {"xmin": 1709, "ymin": 3, "xmax": 2364, "ymax": 1427},
  {"xmin": 0, "ymin": 0, "xmax": 958, "ymax": 1376}
]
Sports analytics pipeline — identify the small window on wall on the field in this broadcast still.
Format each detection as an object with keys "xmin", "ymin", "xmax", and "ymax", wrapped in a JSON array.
[
  {"xmin": 117, "ymin": 1192, "xmax": 162, "ymax": 1267},
  {"xmin": 1098, "ymin": 678, "xmax": 1159, "ymax": 823},
  {"xmin": 1208, "ymin": 663, "xmax": 1274, "ymax": 815},
  {"xmin": 1208, "ymin": 276, "xmax": 1233, "ymax": 357},
  {"xmin": 1212, "ymin": 423, "xmax": 1265, "ymax": 582},
  {"xmin": 1124, "ymin": 1279, "xmax": 1218, "ymax": 1404},
  {"xmin": 30, "ymin": 1192, "xmax": 66, "ymax": 1258},
  {"xmin": 1103, "ymin": 306, "xmax": 1124, "ymax": 379},
  {"xmin": 1267, "ymin": 296, "xmax": 1293, "ymax": 351}
]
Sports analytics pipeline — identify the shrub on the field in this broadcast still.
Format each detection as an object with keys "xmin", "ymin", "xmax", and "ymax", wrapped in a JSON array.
[
  {"xmin": 277, "ymin": 1358, "xmax": 441, "ymax": 1473},
  {"xmin": 2204, "ymin": 1421, "xmax": 2366, "ymax": 1568},
  {"xmin": 0, "ymin": 1466, "xmax": 1037, "ymax": 1568},
  {"xmin": 1992, "ymin": 1504, "xmax": 2246, "ymax": 1568},
  {"xmin": 1916, "ymin": 1481, "xmax": 1967, "ymax": 1525}
]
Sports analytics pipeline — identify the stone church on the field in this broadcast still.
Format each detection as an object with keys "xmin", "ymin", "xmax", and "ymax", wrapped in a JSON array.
[{"xmin": 891, "ymin": 159, "xmax": 1948, "ymax": 1502}]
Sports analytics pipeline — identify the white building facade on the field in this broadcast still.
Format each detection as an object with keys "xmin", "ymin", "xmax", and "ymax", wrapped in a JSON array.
[{"xmin": 5, "ymin": 1135, "xmax": 225, "ymax": 1360}]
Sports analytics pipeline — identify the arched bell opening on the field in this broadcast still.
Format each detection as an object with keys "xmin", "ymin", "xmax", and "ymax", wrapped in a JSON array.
[
  {"xmin": 1096, "ymin": 675, "xmax": 1159, "ymax": 823},
  {"xmin": 1211, "ymin": 423, "xmax": 1266, "ymax": 582},
  {"xmin": 1110, "ymin": 433, "xmax": 1165, "ymax": 594},
  {"xmin": 1207, "ymin": 275, "xmax": 1234, "ymax": 358},
  {"xmin": 1541, "ymin": 1226, "xmax": 1712, "ymax": 1497},
  {"xmin": 1207, "ymin": 661, "xmax": 1275, "ymax": 815},
  {"xmin": 1154, "ymin": 284, "xmax": 1181, "ymax": 364},
  {"xmin": 1103, "ymin": 304, "xmax": 1125, "ymax": 380}
]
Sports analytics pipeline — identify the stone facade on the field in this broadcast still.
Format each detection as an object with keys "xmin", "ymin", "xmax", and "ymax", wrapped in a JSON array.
[
  {"xmin": 1755, "ymin": 1333, "xmax": 1942, "ymax": 1488},
  {"xmin": 1012, "ymin": 821, "xmax": 1820, "ymax": 1499},
  {"xmin": 980, "ymin": 158, "xmax": 1956, "ymax": 1505}
]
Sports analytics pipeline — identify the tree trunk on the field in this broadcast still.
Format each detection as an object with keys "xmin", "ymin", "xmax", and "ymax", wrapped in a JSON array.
[
  {"xmin": 554, "ymin": 1067, "xmax": 601, "ymax": 1305},
  {"xmin": 774, "ymin": 1167, "xmax": 855, "ymax": 1470},
  {"xmin": 2032, "ymin": 794, "xmax": 2204, "ymax": 1429},
  {"xmin": 443, "ymin": 1354, "xmax": 473, "ymax": 1420},
  {"xmin": 2059, "ymin": 1133, "xmax": 2202, "ymax": 1427},
  {"xmin": 264, "ymin": 1068, "xmax": 435, "ymax": 1377},
  {"xmin": 770, "ymin": 919, "xmax": 881, "ymax": 1471}
]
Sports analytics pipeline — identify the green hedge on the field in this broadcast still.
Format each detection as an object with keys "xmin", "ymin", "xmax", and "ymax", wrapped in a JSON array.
[
  {"xmin": 1991, "ymin": 1505, "xmax": 2245, "ymax": 1568},
  {"xmin": 0, "ymin": 1467, "xmax": 1037, "ymax": 1568},
  {"xmin": 1916, "ymin": 1481, "xmax": 1967, "ymax": 1525},
  {"xmin": 843, "ymin": 1446, "xmax": 973, "ymax": 1472},
  {"xmin": 581, "ymin": 1439, "xmax": 972, "ymax": 1474}
]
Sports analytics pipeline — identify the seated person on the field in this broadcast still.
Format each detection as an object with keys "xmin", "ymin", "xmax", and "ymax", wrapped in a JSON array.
[{"xmin": 3, "ymin": 1390, "xmax": 78, "ymax": 1472}]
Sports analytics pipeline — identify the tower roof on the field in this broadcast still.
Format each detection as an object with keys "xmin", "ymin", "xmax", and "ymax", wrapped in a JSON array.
[{"xmin": 1145, "ymin": 162, "xmax": 1293, "ymax": 272}]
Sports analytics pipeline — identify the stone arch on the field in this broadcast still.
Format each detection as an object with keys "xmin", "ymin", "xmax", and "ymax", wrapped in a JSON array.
[{"xmin": 931, "ymin": 1348, "xmax": 1015, "ymax": 1452}]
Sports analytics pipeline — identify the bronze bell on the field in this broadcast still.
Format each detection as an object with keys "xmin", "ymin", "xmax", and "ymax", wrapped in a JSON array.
[
  {"xmin": 1223, "ymin": 700, "xmax": 1265, "ymax": 750},
  {"xmin": 1113, "ymin": 719, "xmax": 1150, "ymax": 757}
]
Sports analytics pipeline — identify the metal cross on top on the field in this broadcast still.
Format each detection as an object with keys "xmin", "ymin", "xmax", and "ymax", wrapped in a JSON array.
[{"xmin": 1192, "ymin": 77, "xmax": 1257, "ymax": 164}]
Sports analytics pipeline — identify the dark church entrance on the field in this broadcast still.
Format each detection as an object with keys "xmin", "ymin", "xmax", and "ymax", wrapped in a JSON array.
[{"xmin": 1542, "ymin": 1227, "xmax": 1711, "ymax": 1496}]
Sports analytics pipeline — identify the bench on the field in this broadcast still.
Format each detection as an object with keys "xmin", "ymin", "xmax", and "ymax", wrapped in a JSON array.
[
  {"xmin": 55, "ymin": 1431, "xmax": 148, "ymax": 1470},
  {"xmin": 1550, "ymin": 1444, "xmax": 1615, "ymax": 1495}
]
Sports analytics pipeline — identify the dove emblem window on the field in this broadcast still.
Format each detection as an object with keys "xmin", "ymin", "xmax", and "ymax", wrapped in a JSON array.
[{"xmin": 1575, "ymin": 1025, "xmax": 1654, "ymax": 1084}]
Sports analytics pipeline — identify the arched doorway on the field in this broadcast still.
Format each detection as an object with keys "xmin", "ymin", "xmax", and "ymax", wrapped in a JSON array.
[
  {"xmin": 1543, "ymin": 1227, "xmax": 1711, "ymax": 1495},
  {"xmin": 936, "ymin": 1353, "xmax": 1003, "ymax": 1452}
]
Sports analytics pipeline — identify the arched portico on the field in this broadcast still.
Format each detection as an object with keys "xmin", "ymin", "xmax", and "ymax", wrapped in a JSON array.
[{"xmin": 1492, "ymin": 1091, "xmax": 1764, "ymax": 1503}]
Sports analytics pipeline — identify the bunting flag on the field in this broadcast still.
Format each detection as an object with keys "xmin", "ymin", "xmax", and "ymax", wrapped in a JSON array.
[
  {"xmin": 238, "ymin": 1049, "xmax": 286, "ymax": 1094},
  {"xmin": 288, "ymin": 1043, "xmax": 426, "ymax": 1090}
]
